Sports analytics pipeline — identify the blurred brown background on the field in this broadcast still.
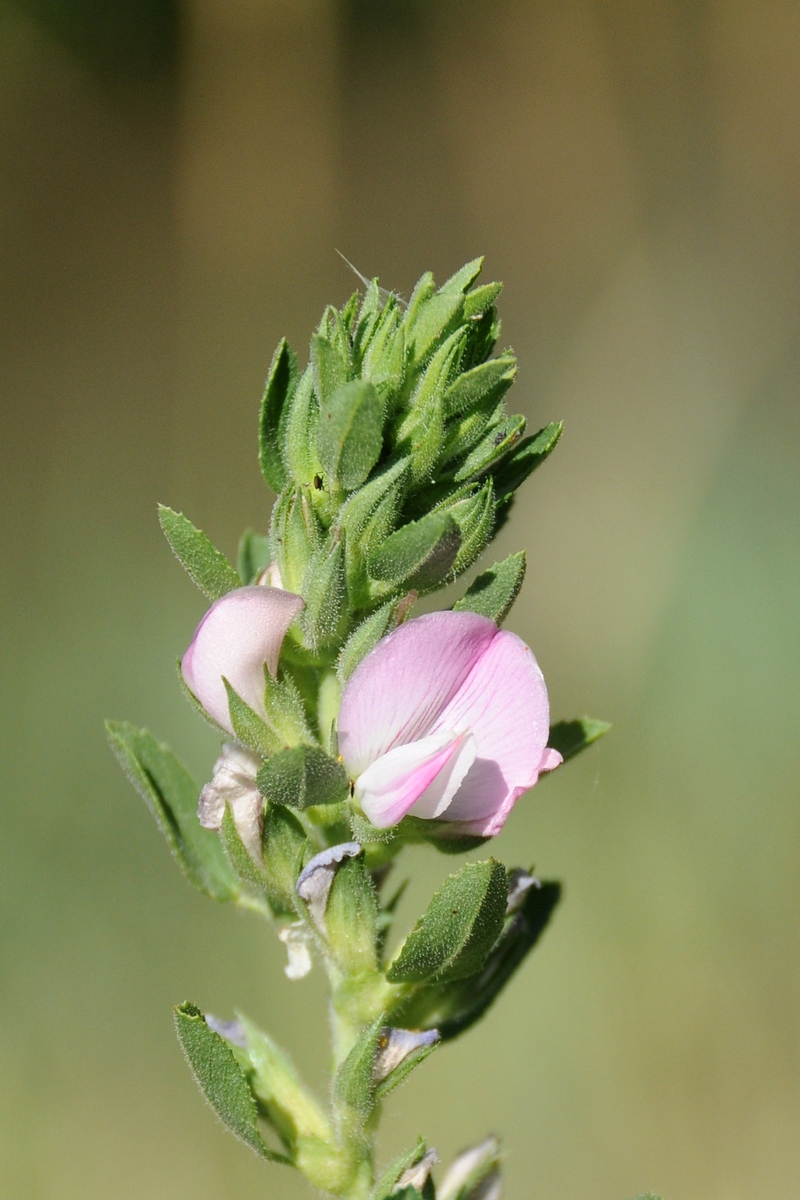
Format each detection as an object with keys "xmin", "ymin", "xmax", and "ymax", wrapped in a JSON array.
[{"xmin": 1, "ymin": 1, "xmax": 799, "ymax": 1197}]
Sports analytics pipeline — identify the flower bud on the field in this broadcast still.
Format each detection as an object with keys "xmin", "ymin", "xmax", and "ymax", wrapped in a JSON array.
[
  {"xmin": 372, "ymin": 1027, "xmax": 441, "ymax": 1085},
  {"xmin": 295, "ymin": 842, "xmax": 362, "ymax": 934},
  {"xmin": 395, "ymin": 1148, "xmax": 439, "ymax": 1193},
  {"xmin": 439, "ymin": 1137, "xmax": 502, "ymax": 1200}
]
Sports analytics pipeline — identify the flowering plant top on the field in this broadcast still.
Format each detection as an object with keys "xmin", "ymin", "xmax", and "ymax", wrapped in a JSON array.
[{"xmin": 107, "ymin": 260, "xmax": 614, "ymax": 1200}]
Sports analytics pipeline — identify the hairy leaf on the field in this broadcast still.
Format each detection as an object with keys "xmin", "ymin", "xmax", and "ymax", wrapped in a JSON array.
[
  {"xmin": 106, "ymin": 721, "xmax": 238, "ymax": 902},
  {"xmin": 387, "ymin": 860, "xmax": 507, "ymax": 985},
  {"xmin": 158, "ymin": 506, "xmax": 240, "ymax": 600}
]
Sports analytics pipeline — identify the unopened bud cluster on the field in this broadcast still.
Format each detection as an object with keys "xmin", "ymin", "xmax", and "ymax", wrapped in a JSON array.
[{"xmin": 260, "ymin": 259, "xmax": 561, "ymax": 662}]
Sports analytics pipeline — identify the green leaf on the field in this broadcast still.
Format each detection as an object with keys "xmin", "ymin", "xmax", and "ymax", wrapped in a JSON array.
[
  {"xmin": 440, "ymin": 257, "xmax": 484, "ymax": 294},
  {"xmin": 317, "ymin": 379, "xmax": 385, "ymax": 493},
  {"xmin": 158, "ymin": 506, "xmax": 241, "ymax": 600},
  {"xmin": 239, "ymin": 1014, "xmax": 332, "ymax": 1146},
  {"xmin": 237, "ymin": 528, "xmax": 272, "ymax": 584},
  {"xmin": 443, "ymin": 352, "xmax": 516, "ymax": 419},
  {"xmin": 452, "ymin": 413, "xmax": 526, "ymax": 482},
  {"xmin": 369, "ymin": 511, "xmax": 461, "ymax": 593},
  {"xmin": 224, "ymin": 680, "xmax": 281, "ymax": 756},
  {"xmin": 391, "ymin": 881, "xmax": 561, "ymax": 1040},
  {"xmin": 334, "ymin": 1016, "xmax": 383, "ymax": 1121},
  {"xmin": 463, "ymin": 280, "xmax": 503, "ymax": 320},
  {"xmin": 373, "ymin": 1139, "xmax": 428, "ymax": 1200},
  {"xmin": 548, "ymin": 717, "xmax": 611, "ymax": 762},
  {"xmin": 105, "ymin": 721, "xmax": 238, "ymax": 902},
  {"xmin": 453, "ymin": 551, "xmax": 526, "ymax": 625},
  {"xmin": 259, "ymin": 338, "xmax": 298, "ymax": 493},
  {"xmin": 257, "ymin": 745, "xmax": 349, "ymax": 811},
  {"xmin": 490, "ymin": 420, "xmax": 563, "ymax": 500},
  {"xmin": 325, "ymin": 854, "xmax": 379, "ymax": 973},
  {"xmin": 174, "ymin": 1003, "xmax": 288, "ymax": 1162},
  {"xmin": 387, "ymin": 859, "xmax": 507, "ymax": 985}
]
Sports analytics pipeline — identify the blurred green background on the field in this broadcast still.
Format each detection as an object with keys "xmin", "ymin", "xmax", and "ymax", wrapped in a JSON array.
[{"xmin": 1, "ymin": 1, "xmax": 799, "ymax": 1197}]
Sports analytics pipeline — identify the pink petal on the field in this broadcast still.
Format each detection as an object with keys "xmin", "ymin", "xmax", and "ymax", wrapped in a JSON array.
[
  {"xmin": 181, "ymin": 585, "xmax": 304, "ymax": 733},
  {"xmin": 338, "ymin": 611, "xmax": 497, "ymax": 778},
  {"xmin": 356, "ymin": 729, "xmax": 473, "ymax": 828},
  {"xmin": 430, "ymin": 629, "xmax": 551, "ymax": 832},
  {"xmin": 538, "ymin": 746, "xmax": 563, "ymax": 773}
]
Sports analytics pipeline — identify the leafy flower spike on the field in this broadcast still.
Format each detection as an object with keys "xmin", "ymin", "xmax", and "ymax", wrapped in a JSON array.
[
  {"xmin": 337, "ymin": 610, "xmax": 562, "ymax": 834},
  {"xmin": 181, "ymin": 584, "xmax": 304, "ymax": 733}
]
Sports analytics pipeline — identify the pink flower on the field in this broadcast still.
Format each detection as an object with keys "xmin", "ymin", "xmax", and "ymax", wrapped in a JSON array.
[
  {"xmin": 181, "ymin": 585, "xmax": 304, "ymax": 734},
  {"xmin": 337, "ymin": 611, "xmax": 561, "ymax": 836}
]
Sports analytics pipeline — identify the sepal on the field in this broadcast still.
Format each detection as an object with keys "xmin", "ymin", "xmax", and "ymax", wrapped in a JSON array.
[
  {"xmin": 261, "ymin": 802, "xmax": 308, "ymax": 915},
  {"xmin": 257, "ymin": 745, "xmax": 350, "ymax": 811},
  {"xmin": 368, "ymin": 511, "xmax": 461, "ymax": 594},
  {"xmin": 302, "ymin": 535, "xmax": 347, "ymax": 650},
  {"xmin": 489, "ymin": 420, "xmax": 563, "ymax": 501},
  {"xmin": 451, "ymin": 414, "xmax": 526, "ymax": 483},
  {"xmin": 372, "ymin": 1140, "xmax": 429, "ymax": 1200},
  {"xmin": 224, "ymin": 680, "xmax": 281, "ymax": 756},
  {"xmin": 325, "ymin": 852, "xmax": 379, "ymax": 973},
  {"xmin": 158, "ymin": 506, "xmax": 241, "ymax": 600},
  {"xmin": 443, "ymin": 352, "xmax": 516, "ymax": 419},
  {"xmin": 270, "ymin": 485, "xmax": 321, "ymax": 596}
]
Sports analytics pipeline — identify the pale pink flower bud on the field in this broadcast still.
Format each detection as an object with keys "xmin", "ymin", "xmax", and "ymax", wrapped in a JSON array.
[
  {"xmin": 439, "ymin": 1137, "xmax": 502, "ymax": 1200},
  {"xmin": 337, "ymin": 611, "xmax": 562, "ymax": 836},
  {"xmin": 395, "ymin": 1149, "xmax": 439, "ymax": 1193},
  {"xmin": 181, "ymin": 585, "xmax": 304, "ymax": 733}
]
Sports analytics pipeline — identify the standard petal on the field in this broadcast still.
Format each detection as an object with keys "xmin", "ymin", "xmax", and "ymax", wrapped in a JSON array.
[
  {"xmin": 356, "ymin": 729, "xmax": 469, "ymax": 828},
  {"xmin": 431, "ymin": 629, "xmax": 551, "ymax": 832},
  {"xmin": 181, "ymin": 585, "xmax": 304, "ymax": 732},
  {"xmin": 338, "ymin": 610, "xmax": 497, "ymax": 778}
]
